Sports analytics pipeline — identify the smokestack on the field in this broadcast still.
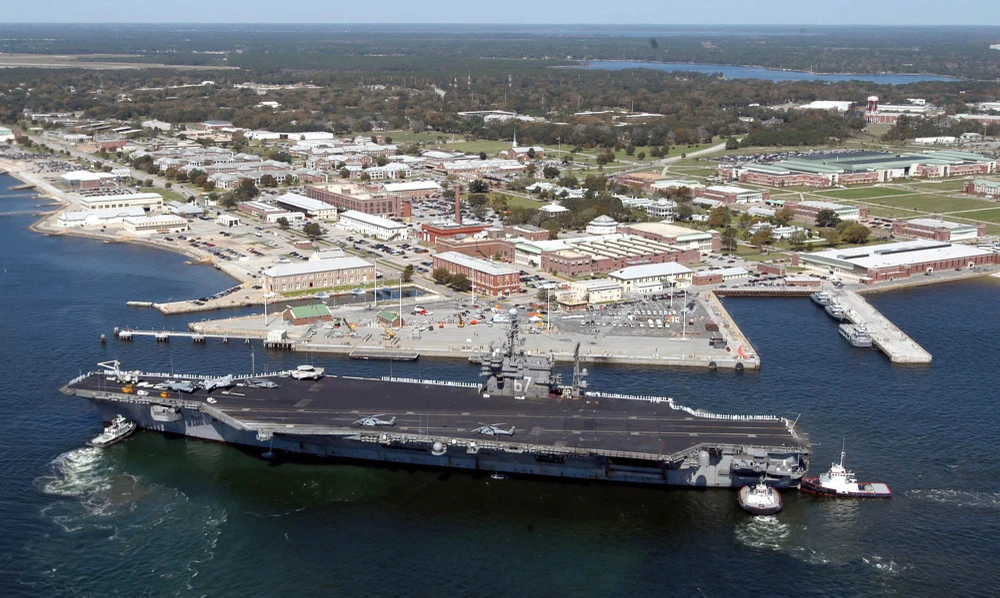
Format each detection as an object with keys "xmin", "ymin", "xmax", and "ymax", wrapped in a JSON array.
[{"xmin": 455, "ymin": 185, "xmax": 462, "ymax": 225}]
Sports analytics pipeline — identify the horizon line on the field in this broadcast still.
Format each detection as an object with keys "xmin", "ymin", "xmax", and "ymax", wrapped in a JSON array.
[{"xmin": 2, "ymin": 22, "xmax": 1000, "ymax": 27}]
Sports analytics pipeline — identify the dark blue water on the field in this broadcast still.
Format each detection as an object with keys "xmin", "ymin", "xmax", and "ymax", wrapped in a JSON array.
[
  {"xmin": 571, "ymin": 61, "xmax": 957, "ymax": 83},
  {"xmin": 2, "ymin": 174, "xmax": 999, "ymax": 596}
]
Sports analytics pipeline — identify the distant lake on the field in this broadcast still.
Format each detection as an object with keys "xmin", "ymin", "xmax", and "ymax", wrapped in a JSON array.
[{"xmin": 570, "ymin": 61, "xmax": 957, "ymax": 83}]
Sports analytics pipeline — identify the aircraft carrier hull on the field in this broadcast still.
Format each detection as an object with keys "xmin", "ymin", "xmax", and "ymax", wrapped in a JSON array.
[{"xmin": 65, "ymin": 372, "xmax": 810, "ymax": 489}]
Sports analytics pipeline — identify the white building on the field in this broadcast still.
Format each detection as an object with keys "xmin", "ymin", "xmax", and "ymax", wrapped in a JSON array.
[
  {"xmin": 646, "ymin": 198, "xmax": 677, "ymax": 220},
  {"xmin": 0, "ymin": 126, "xmax": 14, "ymax": 142},
  {"xmin": 568, "ymin": 279, "xmax": 623, "ymax": 305},
  {"xmin": 797, "ymin": 101, "xmax": 853, "ymax": 112},
  {"xmin": 60, "ymin": 170, "xmax": 116, "ymax": 187},
  {"xmin": 275, "ymin": 192, "xmax": 338, "ymax": 220},
  {"xmin": 381, "ymin": 180, "xmax": 442, "ymax": 196},
  {"xmin": 122, "ymin": 215, "xmax": 189, "ymax": 235},
  {"xmin": 540, "ymin": 202, "xmax": 569, "ymax": 214},
  {"xmin": 56, "ymin": 206, "xmax": 146, "ymax": 228},
  {"xmin": 216, "ymin": 214, "xmax": 241, "ymax": 227},
  {"xmin": 608, "ymin": 262, "xmax": 694, "ymax": 294},
  {"xmin": 585, "ymin": 215, "xmax": 619, "ymax": 235},
  {"xmin": 338, "ymin": 209, "xmax": 409, "ymax": 241},
  {"xmin": 79, "ymin": 192, "xmax": 163, "ymax": 212}
]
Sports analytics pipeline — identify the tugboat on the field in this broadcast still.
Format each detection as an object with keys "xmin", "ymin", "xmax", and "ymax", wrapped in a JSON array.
[
  {"xmin": 839, "ymin": 324, "xmax": 873, "ymax": 348},
  {"xmin": 824, "ymin": 302, "xmax": 847, "ymax": 321},
  {"xmin": 810, "ymin": 291, "xmax": 833, "ymax": 307},
  {"xmin": 801, "ymin": 446, "xmax": 891, "ymax": 498},
  {"xmin": 86, "ymin": 414, "xmax": 137, "ymax": 448},
  {"xmin": 738, "ymin": 478, "xmax": 783, "ymax": 515}
]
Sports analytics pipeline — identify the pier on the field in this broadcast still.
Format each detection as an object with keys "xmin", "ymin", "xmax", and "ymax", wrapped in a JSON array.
[
  {"xmin": 831, "ymin": 290, "xmax": 932, "ymax": 364},
  {"xmin": 115, "ymin": 328, "xmax": 292, "ymax": 349}
]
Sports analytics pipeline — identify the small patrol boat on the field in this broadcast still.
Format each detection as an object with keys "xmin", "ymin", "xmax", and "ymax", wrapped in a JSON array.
[
  {"xmin": 801, "ymin": 446, "xmax": 891, "ymax": 498},
  {"xmin": 810, "ymin": 291, "xmax": 833, "ymax": 307},
  {"xmin": 738, "ymin": 478, "xmax": 783, "ymax": 515},
  {"xmin": 839, "ymin": 323, "xmax": 873, "ymax": 348},
  {"xmin": 86, "ymin": 415, "xmax": 137, "ymax": 448},
  {"xmin": 825, "ymin": 303, "xmax": 847, "ymax": 321}
]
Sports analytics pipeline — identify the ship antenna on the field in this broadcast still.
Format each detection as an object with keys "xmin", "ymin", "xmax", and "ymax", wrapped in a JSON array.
[{"xmin": 840, "ymin": 438, "xmax": 846, "ymax": 467}]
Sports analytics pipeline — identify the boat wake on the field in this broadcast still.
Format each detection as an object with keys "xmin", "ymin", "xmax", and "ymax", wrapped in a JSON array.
[
  {"xmin": 29, "ymin": 447, "xmax": 228, "ymax": 595},
  {"xmin": 907, "ymin": 488, "xmax": 1000, "ymax": 510},
  {"xmin": 734, "ymin": 515, "xmax": 791, "ymax": 552}
]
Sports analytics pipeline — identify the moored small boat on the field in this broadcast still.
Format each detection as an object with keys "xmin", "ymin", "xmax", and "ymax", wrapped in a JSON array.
[
  {"xmin": 86, "ymin": 414, "xmax": 137, "ymax": 448},
  {"xmin": 839, "ymin": 324, "xmax": 873, "ymax": 348},
  {"xmin": 811, "ymin": 291, "xmax": 832, "ymax": 306},
  {"xmin": 825, "ymin": 303, "xmax": 847, "ymax": 321},
  {"xmin": 738, "ymin": 478, "xmax": 783, "ymax": 515}
]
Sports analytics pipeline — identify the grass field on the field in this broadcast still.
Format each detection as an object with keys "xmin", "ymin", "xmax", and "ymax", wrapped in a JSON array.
[
  {"xmin": 494, "ymin": 193, "xmax": 542, "ymax": 210},
  {"xmin": 908, "ymin": 179, "xmax": 972, "ymax": 192},
  {"xmin": 947, "ymin": 208, "xmax": 1000, "ymax": 224},
  {"xmin": 817, "ymin": 186, "xmax": 912, "ymax": 200},
  {"xmin": 862, "ymin": 206, "xmax": 921, "ymax": 219},
  {"xmin": 141, "ymin": 187, "xmax": 185, "ymax": 202},
  {"xmin": 859, "ymin": 194, "xmax": 995, "ymax": 213}
]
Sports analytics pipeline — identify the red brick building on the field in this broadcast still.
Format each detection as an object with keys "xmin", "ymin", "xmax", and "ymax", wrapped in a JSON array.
[
  {"xmin": 432, "ymin": 252, "xmax": 520, "ymax": 296},
  {"xmin": 305, "ymin": 183, "xmax": 405, "ymax": 217},
  {"xmin": 503, "ymin": 224, "xmax": 550, "ymax": 241},
  {"xmin": 420, "ymin": 221, "xmax": 491, "ymax": 244}
]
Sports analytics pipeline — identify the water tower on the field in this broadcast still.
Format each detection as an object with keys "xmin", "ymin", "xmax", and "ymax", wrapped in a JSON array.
[{"xmin": 867, "ymin": 95, "xmax": 880, "ymax": 113}]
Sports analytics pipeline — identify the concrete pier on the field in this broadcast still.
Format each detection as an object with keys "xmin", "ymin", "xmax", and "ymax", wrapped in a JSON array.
[{"xmin": 832, "ymin": 290, "xmax": 932, "ymax": 364}]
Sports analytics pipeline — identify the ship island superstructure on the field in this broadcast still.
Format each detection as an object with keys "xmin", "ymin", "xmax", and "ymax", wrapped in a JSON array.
[{"xmin": 62, "ymin": 314, "xmax": 810, "ymax": 488}]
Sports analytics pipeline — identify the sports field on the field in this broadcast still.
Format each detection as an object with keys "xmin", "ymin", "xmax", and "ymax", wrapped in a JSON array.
[{"xmin": 860, "ymin": 194, "xmax": 995, "ymax": 213}]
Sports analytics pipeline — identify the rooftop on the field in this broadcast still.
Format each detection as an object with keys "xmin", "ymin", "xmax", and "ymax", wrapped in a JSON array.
[
  {"xmin": 275, "ymin": 192, "xmax": 336, "ymax": 213},
  {"xmin": 435, "ymin": 251, "xmax": 519, "ymax": 276},
  {"xmin": 340, "ymin": 209, "xmax": 407, "ymax": 229},
  {"xmin": 609, "ymin": 262, "xmax": 693, "ymax": 281},
  {"xmin": 905, "ymin": 218, "xmax": 976, "ymax": 231},
  {"xmin": 262, "ymin": 256, "xmax": 373, "ymax": 278}
]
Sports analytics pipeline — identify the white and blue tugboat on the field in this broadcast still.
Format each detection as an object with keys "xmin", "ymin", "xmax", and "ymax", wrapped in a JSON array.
[
  {"xmin": 86, "ymin": 414, "xmax": 137, "ymax": 448},
  {"xmin": 738, "ymin": 478, "xmax": 783, "ymax": 515}
]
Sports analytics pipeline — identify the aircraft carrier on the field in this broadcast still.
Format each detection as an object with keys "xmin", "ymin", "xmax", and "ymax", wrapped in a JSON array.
[{"xmin": 62, "ymin": 313, "xmax": 810, "ymax": 488}]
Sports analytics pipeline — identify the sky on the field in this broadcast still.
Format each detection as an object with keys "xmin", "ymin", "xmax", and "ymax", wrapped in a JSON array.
[{"xmin": 10, "ymin": 0, "xmax": 1000, "ymax": 26}]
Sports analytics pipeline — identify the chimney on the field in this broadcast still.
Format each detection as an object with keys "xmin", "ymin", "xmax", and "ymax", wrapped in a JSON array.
[{"xmin": 454, "ymin": 185, "xmax": 462, "ymax": 225}]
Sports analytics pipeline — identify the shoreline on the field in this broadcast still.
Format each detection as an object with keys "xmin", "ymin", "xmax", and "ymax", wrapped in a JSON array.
[
  {"xmin": 562, "ymin": 59, "xmax": 959, "ymax": 80},
  {"xmin": 1, "ymin": 164, "xmax": 246, "ymax": 286}
]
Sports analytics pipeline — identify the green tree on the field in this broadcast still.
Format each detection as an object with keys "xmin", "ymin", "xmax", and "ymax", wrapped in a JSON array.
[
  {"xmin": 558, "ymin": 174, "xmax": 578, "ymax": 188},
  {"xmin": 821, "ymin": 228, "xmax": 840, "ymax": 247},
  {"xmin": 276, "ymin": 216, "xmax": 290, "ymax": 230},
  {"xmin": 235, "ymin": 178, "xmax": 260, "ymax": 201},
  {"xmin": 432, "ymin": 267, "xmax": 453, "ymax": 285},
  {"xmin": 750, "ymin": 227, "xmax": 773, "ymax": 249},
  {"xmin": 542, "ymin": 165, "xmax": 560, "ymax": 179},
  {"xmin": 375, "ymin": 155, "xmax": 390, "ymax": 167},
  {"xmin": 526, "ymin": 148, "xmax": 536, "ymax": 159},
  {"xmin": 469, "ymin": 179, "xmax": 490, "ymax": 194},
  {"xmin": 789, "ymin": 230, "xmax": 808, "ymax": 250},
  {"xmin": 815, "ymin": 209, "xmax": 840, "ymax": 228},
  {"xmin": 725, "ymin": 137, "xmax": 740, "ymax": 150},
  {"xmin": 302, "ymin": 222, "xmax": 323, "ymax": 239},
  {"xmin": 774, "ymin": 207, "xmax": 795, "ymax": 226},
  {"xmin": 401, "ymin": 264, "xmax": 414, "ymax": 283},
  {"xmin": 259, "ymin": 174, "xmax": 277, "ymax": 188},
  {"xmin": 450, "ymin": 273, "xmax": 472, "ymax": 292},
  {"xmin": 721, "ymin": 227, "xmax": 739, "ymax": 252},
  {"xmin": 707, "ymin": 206, "xmax": 731, "ymax": 229},
  {"xmin": 637, "ymin": 152, "xmax": 646, "ymax": 161},
  {"xmin": 840, "ymin": 222, "xmax": 871, "ymax": 244},
  {"xmin": 339, "ymin": 167, "xmax": 350, "ymax": 179},
  {"xmin": 675, "ymin": 202, "xmax": 695, "ymax": 221},
  {"xmin": 478, "ymin": 151, "xmax": 487, "ymax": 160}
]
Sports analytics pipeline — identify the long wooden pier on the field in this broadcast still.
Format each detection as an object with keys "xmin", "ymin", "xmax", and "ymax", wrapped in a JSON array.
[{"xmin": 832, "ymin": 290, "xmax": 932, "ymax": 364}]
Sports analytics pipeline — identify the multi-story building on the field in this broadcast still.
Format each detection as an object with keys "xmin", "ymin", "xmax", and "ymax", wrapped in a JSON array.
[
  {"xmin": 698, "ymin": 185, "xmax": 769, "ymax": 204},
  {"xmin": 305, "ymin": 183, "xmax": 405, "ymax": 217},
  {"xmin": 275, "ymin": 193, "xmax": 339, "ymax": 220},
  {"xmin": 338, "ymin": 210, "xmax": 409, "ymax": 241},
  {"xmin": 616, "ymin": 222, "xmax": 720, "ymax": 254},
  {"xmin": 787, "ymin": 201, "xmax": 866, "ymax": 222},
  {"xmin": 608, "ymin": 262, "xmax": 694, "ymax": 294},
  {"xmin": 122, "ymin": 215, "xmax": 189, "ymax": 235},
  {"xmin": 891, "ymin": 218, "xmax": 985, "ymax": 242},
  {"xmin": 798, "ymin": 240, "xmax": 997, "ymax": 283},
  {"xmin": 431, "ymin": 252, "xmax": 520, "ymax": 296},
  {"xmin": 262, "ymin": 256, "xmax": 375, "ymax": 294},
  {"xmin": 79, "ymin": 192, "xmax": 163, "ymax": 212},
  {"xmin": 964, "ymin": 179, "xmax": 1000, "ymax": 198}
]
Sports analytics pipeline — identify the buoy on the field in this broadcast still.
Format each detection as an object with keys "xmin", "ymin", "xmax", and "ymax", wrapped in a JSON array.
[{"xmin": 100, "ymin": 334, "xmax": 106, "ymax": 344}]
